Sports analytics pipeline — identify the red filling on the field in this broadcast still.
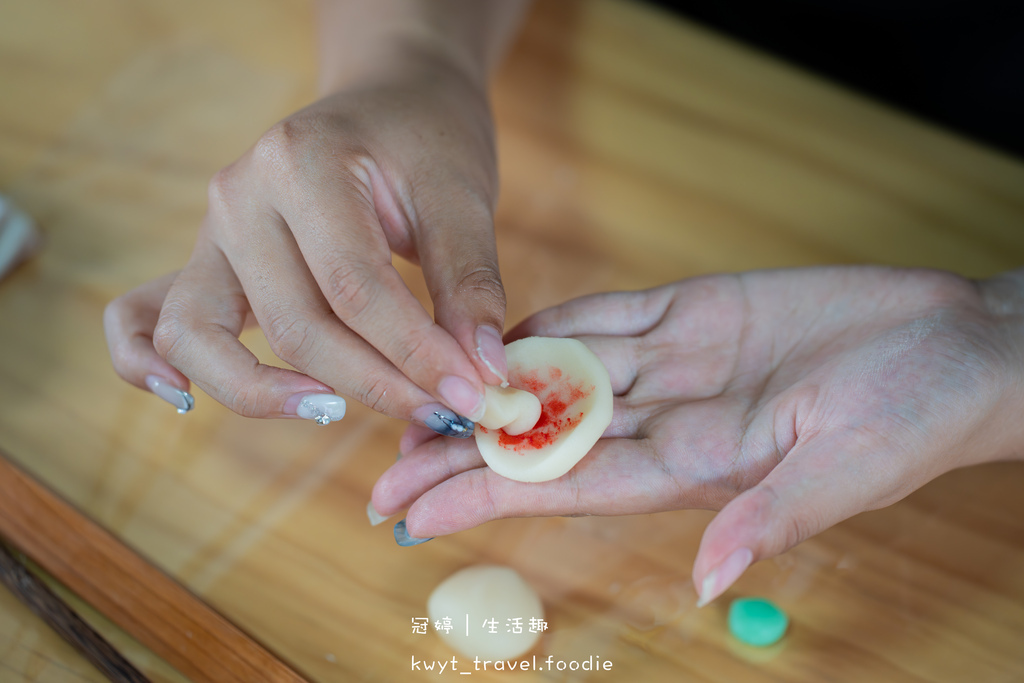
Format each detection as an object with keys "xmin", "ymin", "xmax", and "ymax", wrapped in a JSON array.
[{"xmin": 480, "ymin": 366, "xmax": 593, "ymax": 453}]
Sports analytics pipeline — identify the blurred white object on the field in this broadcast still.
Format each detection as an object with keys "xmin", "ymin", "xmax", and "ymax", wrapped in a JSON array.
[{"xmin": 0, "ymin": 195, "xmax": 41, "ymax": 281}]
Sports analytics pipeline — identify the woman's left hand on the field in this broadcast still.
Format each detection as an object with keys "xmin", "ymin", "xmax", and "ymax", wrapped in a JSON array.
[{"xmin": 372, "ymin": 266, "xmax": 1024, "ymax": 604}]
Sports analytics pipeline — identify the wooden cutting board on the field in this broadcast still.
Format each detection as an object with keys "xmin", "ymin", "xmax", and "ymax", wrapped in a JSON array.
[{"xmin": 1, "ymin": 0, "xmax": 1023, "ymax": 680}]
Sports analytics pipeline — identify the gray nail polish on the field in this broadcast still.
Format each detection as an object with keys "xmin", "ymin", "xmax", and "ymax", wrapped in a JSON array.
[
  {"xmin": 394, "ymin": 520, "xmax": 432, "ymax": 547},
  {"xmin": 414, "ymin": 404, "xmax": 475, "ymax": 438}
]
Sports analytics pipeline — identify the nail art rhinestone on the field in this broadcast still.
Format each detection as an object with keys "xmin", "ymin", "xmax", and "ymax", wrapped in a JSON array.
[{"xmin": 298, "ymin": 395, "xmax": 346, "ymax": 426}]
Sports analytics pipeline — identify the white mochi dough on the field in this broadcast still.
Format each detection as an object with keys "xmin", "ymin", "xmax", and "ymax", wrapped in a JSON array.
[
  {"xmin": 475, "ymin": 337, "xmax": 613, "ymax": 482},
  {"xmin": 427, "ymin": 565, "xmax": 544, "ymax": 660},
  {"xmin": 478, "ymin": 385, "xmax": 542, "ymax": 435}
]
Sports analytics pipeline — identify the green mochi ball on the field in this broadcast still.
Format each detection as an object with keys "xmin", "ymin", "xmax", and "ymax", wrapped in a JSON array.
[{"xmin": 728, "ymin": 597, "xmax": 788, "ymax": 646}]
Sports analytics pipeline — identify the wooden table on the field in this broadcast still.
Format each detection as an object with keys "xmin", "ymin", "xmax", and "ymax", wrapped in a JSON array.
[{"xmin": 3, "ymin": 1, "xmax": 1024, "ymax": 680}]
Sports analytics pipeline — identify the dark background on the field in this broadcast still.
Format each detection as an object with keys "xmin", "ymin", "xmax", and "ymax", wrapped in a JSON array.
[{"xmin": 647, "ymin": 0, "xmax": 1024, "ymax": 159}]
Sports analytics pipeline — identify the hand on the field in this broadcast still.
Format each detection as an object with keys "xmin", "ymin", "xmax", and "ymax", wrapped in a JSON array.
[
  {"xmin": 105, "ymin": 43, "xmax": 514, "ymax": 431},
  {"xmin": 372, "ymin": 266, "xmax": 1024, "ymax": 602}
]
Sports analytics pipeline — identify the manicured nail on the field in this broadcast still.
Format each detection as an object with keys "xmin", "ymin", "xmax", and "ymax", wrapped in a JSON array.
[
  {"xmin": 145, "ymin": 375, "xmax": 194, "ymax": 414},
  {"xmin": 394, "ymin": 520, "xmax": 432, "ymax": 546},
  {"xmin": 367, "ymin": 501, "xmax": 389, "ymax": 526},
  {"xmin": 285, "ymin": 393, "xmax": 347, "ymax": 425},
  {"xmin": 697, "ymin": 547, "xmax": 753, "ymax": 608},
  {"xmin": 412, "ymin": 403, "xmax": 475, "ymax": 438},
  {"xmin": 0, "ymin": 196, "xmax": 41, "ymax": 280},
  {"xmin": 437, "ymin": 375, "xmax": 486, "ymax": 422},
  {"xmin": 475, "ymin": 325, "xmax": 508, "ymax": 386}
]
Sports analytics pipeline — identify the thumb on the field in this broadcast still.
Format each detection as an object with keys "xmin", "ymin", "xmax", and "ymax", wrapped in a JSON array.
[
  {"xmin": 692, "ymin": 436, "xmax": 906, "ymax": 607},
  {"xmin": 416, "ymin": 184, "xmax": 508, "ymax": 385}
]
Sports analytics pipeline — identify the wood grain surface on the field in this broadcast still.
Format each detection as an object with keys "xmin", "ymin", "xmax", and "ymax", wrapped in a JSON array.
[
  {"xmin": 0, "ymin": 454, "xmax": 308, "ymax": 683},
  {"xmin": 2, "ymin": 0, "xmax": 1023, "ymax": 681},
  {"xmin": 0, "ymin": 542, "xmax": 150, "ymax": 683}
]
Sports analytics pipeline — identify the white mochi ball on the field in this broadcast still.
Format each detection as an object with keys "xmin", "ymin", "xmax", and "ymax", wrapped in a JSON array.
[{"xmin": 427, "ymin": 565, "xmax": 544, "ymax": 660}]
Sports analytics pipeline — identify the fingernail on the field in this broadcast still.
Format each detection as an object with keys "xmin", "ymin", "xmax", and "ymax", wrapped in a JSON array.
[
  {"xmin": 394, "ymin": 519, "xmax": 432, "ymax": 546},
  {"xmin": 475, "ymin": 325, "xmax": 508, "ymax": 386},
  {"xmin": 367, "ymin": 501, "xmax": 389, "ymax": 526},
  {"xmin": 285, "ymin": 393, "xmax": 347, "ymax": 425},
  {"xmin": 145, "ymin": 375, "xmax": 194, "ymax": 414},
  {"xmin": 438, "ymin": 375, "xmax": 486, "ymax": 422},
  {"xmin": 412, "ymin": 403, "xmax": 475, "ymax": 438},
  {"xmin": 0, "ymin": 197, "xmax": 41, "ymax": 280},
  {"xmin": 697, "ymin": 547, "xmax": 753, "ymax": 608}
]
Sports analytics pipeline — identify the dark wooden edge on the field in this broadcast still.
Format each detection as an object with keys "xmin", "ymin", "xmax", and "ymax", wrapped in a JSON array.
[{"xmin": 0, "ymin": 542, "xmax": 152, "ymax": 683}]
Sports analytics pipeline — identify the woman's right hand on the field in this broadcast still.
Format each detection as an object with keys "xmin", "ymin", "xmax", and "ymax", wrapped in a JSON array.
[{"xmin": 104, "ymin": 3, "xmax": 529, "ymax": 432}]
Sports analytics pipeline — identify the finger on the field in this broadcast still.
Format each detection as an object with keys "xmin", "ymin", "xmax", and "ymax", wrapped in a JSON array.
[
  {"xmin": 414, "ymin": 182, "xmax": 508, "ymax": 386},
  {"xmin": 376, "ymin": 389, "xmax": 646, "ymax": 517},
  {"xmin": 274, "ymin": 167, "xmax": 488, "ymax": 421},
  {"xmin": 105, "ymin": 272, "xmax": 188, "ymax": 391},
  {"xmin": 393, "ymin": 438, "xmax": 695, "ymax": 538},
  {"xmin": 373, "ymin": 435, "xmax": 486, "ymax": 516},
  {"xmin": 496, "ymin": 333, "xmax": 639, "ymax": 396},
  {"xmin": 507, "ymin": 287, "xmax": 676, "ymax": 341},
  {"xmin": 154, "ymin": 241, "xmax": 341, "ymax": 420},
  {"xmin": 690, "ymin": 432, "xmax": 904, "ymax": 607},
  {"xmin": 207, "ymin": 190, "xmax": 472, "ymax": 431},
  {"xmin": 399, "ymin": 423, "xmax": 443, "ymax": 455},
  {"xmin": 105, "ymin": 272, "xmax": 202, "ymax": 413},
  {"xmin": 569, "ymin": 335, "xmax": 640, "ymax": 396}
]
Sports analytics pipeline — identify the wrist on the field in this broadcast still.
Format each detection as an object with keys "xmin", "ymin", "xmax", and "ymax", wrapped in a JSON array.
[
  {"xmin": 317, "ymin": 26, "xmax": 488, "ymax": 97},
  {"xmin": 978, "ymin": 268, "xmax": 1024, "ymax": 463},
  {"xmin": 315, "ymin": 0, "xmax": 528, "ymax": 97}
]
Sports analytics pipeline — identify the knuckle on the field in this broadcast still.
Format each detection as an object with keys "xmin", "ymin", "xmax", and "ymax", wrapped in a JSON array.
[
  {"xmin": 262, "ymin": 310, "xmax": 316, "ymax": 363},
  {"xmin": 455, "ymin": 263, "xmax": 505, "ymax": 311},
  {"xmin": 569, "ymin": 469, "xmax": 585, "ymax": 516},
  {"xmin": 340, "ymin": 153, "xmax": 375, "ymax": 189},
  {"xmin": 779, "ymin": 508, "xmax": 816, "ymax": 553},
  {"xmin": 748, "ymin": 483, "xmax": 812, "ymax": 553},
  {"xmin": 476, "ymin": 471, "xmax": 501, "ymax": 521},
  {"xmin": 102, "ymin": 305, "xmax": 133, "ymax": 368},
  {"xmin": 206, "ymin": 165, "xmax": 239, "ymax": 214},
  {"xmin": 220, "ymin": 382, "xmax": 264, "ymax": 418},
  {"xmin": 205, "ymin": 166, "xmax": 247, "ymax": 248},
  {"xmin": 393, "ymin": 331, "xmax": 433, "ymax": 377},
  {"xmin": 253, "ymin": 120, "xmax": 307, "ymax": 175},
  {"xmin": 353, "ymin": 374, "xmax": 391, "ymax": 415},
  {"xmin": 255, "ymin": 122, "xmax": 289, "ymax": 158},
  {"xmin": 324, "ymin": 263, "xmax": 376, "ymax": 320},
  {"xmin": 102, "ymin": 296, "xmax": 128, "ymax": 335},
  {"xmin": 152, "ymin": 307, "xmax": 190, "ymax": 363},
  {"xmin": 440, "ymin": 444, "xmax": 462, "ymax": 480}
]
